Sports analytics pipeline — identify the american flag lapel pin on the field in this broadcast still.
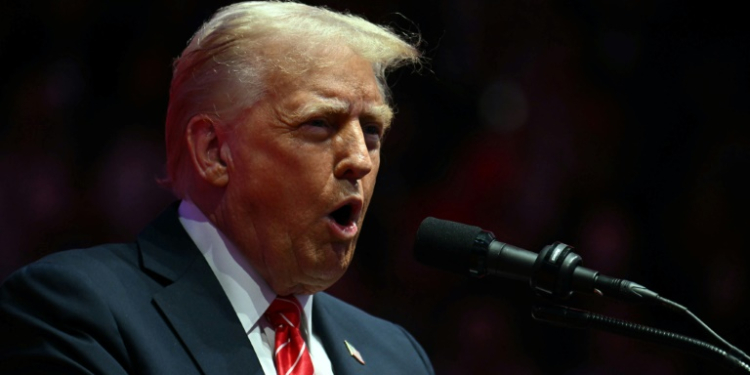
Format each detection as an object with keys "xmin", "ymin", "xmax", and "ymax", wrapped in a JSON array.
[{"xmin": 344, "ymin": 340, "xmax": 365, "ymax": 365}]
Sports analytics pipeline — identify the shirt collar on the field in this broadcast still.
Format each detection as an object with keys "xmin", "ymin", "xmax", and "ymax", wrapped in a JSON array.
[{"xmin": 177, "ymin": 200, "xmax": 314, "ymax": 337}]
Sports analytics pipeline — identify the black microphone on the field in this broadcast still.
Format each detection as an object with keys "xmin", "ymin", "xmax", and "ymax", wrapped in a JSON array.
[{"xmin": 414, "ymin": 217, "xmax": 660, "ymax": 302}]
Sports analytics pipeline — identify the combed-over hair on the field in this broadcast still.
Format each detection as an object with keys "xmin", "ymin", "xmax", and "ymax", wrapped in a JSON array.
[{"xmin": 163, "ymin": 1, "xmax": 421, "ymax": 197}]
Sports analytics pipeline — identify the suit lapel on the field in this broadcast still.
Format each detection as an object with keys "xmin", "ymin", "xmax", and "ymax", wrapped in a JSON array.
[
  {"xmin": 152, "ymin": 258, "xmax": 262, "ymax": 375},
  {"xmin": 138, "ymin": 203, "xmax": 263, "ymax": 375},
  {"xmin": 313, "ymin": 294, "xmax": 369, "ymax": 374}
]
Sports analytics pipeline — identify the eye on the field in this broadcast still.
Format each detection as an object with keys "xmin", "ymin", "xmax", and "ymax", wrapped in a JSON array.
[
  {"xmin": 363, "ymin": 124, "xmax": 382, "ymax": 137},
  {"xmin": 297, "ymin": 117, "xmax": 335, "ymax": 142},
  {"xmin": 362, "ymin": 123, "xmax": 384, "ymax": 149},
  {"xmin": 305, "ymin": 118, "xmax": 330, "ymax": 128}
]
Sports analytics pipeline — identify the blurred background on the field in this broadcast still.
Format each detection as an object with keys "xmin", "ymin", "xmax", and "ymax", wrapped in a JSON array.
[{"xmin": 2, "ymin": 0, "xmax": 749, "ymax": 373}]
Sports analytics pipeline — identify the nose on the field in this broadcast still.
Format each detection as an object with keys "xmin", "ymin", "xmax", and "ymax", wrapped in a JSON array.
[{"xmin": 333, "ymin": 121, "xmax": 374, "ymax": 182}]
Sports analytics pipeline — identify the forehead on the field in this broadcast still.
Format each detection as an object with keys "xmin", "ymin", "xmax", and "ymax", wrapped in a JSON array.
[
  {"xmin": 263, "ymin": 49, "xmax": 390, "ymax": 116},
  {"xmin": 274, "ymin": 48, "xmax": 378, "ymax": 90}
]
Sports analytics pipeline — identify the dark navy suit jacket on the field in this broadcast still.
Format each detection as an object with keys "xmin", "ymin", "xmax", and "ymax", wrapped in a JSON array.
[{"xmin": 0, "ymin": 203, "xmax": 435, "ymax": 375}]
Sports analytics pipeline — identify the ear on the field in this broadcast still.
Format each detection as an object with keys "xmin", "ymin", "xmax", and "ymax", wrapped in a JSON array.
[{"xmin": 185, "ymin": 115, "xmax": 230, "ymax": 187}]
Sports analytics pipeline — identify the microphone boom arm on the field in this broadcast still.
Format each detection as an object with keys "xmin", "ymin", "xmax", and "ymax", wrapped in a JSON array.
[
  {"xmin": 532, "ymin": 304, "xmax": 750, "ymax": 374},
  {"xmin": 414, "ymin": 216, "xmax": 750, "ymax": 368}
]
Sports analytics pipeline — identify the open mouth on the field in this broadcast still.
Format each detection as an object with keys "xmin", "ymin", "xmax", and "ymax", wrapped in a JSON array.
[
  {"xmin": 328, "ymin": 198, "xmax": 363, "ymax": 228},
  {"xmin": 329, "ymin": 203, "xmax": 354, "ymax": 226},
  {"xmin": 327, "ymin": 199, "xmax": 362, "ymax": 239}
]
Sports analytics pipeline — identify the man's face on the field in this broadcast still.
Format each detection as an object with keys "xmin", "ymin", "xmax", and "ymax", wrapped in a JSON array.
[{"xmin": 218, "ymin": 49, "xmax": 391, "ymax": 295}]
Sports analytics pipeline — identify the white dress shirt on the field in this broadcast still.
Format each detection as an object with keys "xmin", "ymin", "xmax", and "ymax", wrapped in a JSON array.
[{"xmin": 178, "ymin": 200, "xmax": 334, "ymax": 375}]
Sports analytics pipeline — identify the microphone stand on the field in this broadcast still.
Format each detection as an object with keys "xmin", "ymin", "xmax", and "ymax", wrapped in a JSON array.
[
  {"xmin": 412, "ymin": 217, "xmax": 750, "ymax": 371},
  {"xmin": 526, "ymin": 241, "xmax": 750, "ymax": 372},
  {"xmin": 531, "ymin": 304, "xmax": 750, "ymax": 373}
]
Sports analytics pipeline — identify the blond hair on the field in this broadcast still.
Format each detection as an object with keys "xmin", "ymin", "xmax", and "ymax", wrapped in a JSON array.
[{"xmin": 163, "ymin": 1, "xmax": 421, "ymax": 197}]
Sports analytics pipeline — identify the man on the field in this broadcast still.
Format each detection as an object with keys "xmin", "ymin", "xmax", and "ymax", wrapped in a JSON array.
[{"xmin": 0, "ymin": 2, "xmax": 433, "ymax": 374}]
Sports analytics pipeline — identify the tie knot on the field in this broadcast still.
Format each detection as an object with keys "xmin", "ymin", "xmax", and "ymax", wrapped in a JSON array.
[{"xmin": 265, "ymin": 296, "xmax": 303, "ymax": 329}]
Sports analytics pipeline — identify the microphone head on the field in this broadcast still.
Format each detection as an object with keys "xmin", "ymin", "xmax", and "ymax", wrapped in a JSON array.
[{"xmin": 414, "ymin": 217, "xmax": 487, "ymax": 274}]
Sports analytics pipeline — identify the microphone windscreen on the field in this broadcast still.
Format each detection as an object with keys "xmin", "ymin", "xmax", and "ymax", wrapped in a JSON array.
[{"xmin": 414, "ymin": 217, "xmax": 485, "ymax": 274}]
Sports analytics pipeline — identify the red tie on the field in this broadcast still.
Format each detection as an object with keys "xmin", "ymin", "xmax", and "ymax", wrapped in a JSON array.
[{"xmin": 264, "ymin": 296, "xmax": 315, "ymax": 375}]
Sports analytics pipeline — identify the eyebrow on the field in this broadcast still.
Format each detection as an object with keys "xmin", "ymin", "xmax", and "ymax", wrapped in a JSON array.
[{"xmin": 287, "ymin": 98, "xmax": 394, "ymax": 130}]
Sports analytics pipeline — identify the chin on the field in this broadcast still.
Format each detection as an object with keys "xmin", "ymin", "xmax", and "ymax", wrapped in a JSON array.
[
  {"xmin": 298, "ymin": 284, "xmax": 329, "ymax": 295},
  {"xmin": 329, "ymin": 240, "xmax": 357, "ymax": 258},
  {"xmin": 288, "ymin": 244, "xmax": 354, "ymax": 294},
  {"xmin": 316, "ymin": 242, "xmax": 355, "ymax": 270},
  {"xmin": 284, "ymin": 278, "xmax": 336, "ymax": 295},
  {"xmin": 302, "ymin": 266, "xmax": 349, "ymax": 294}
]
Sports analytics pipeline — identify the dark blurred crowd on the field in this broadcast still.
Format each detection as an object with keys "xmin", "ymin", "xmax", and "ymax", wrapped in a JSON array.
[{"xmin": 2, "ymin": 1, "xmax": 749, "ymax": 374}]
